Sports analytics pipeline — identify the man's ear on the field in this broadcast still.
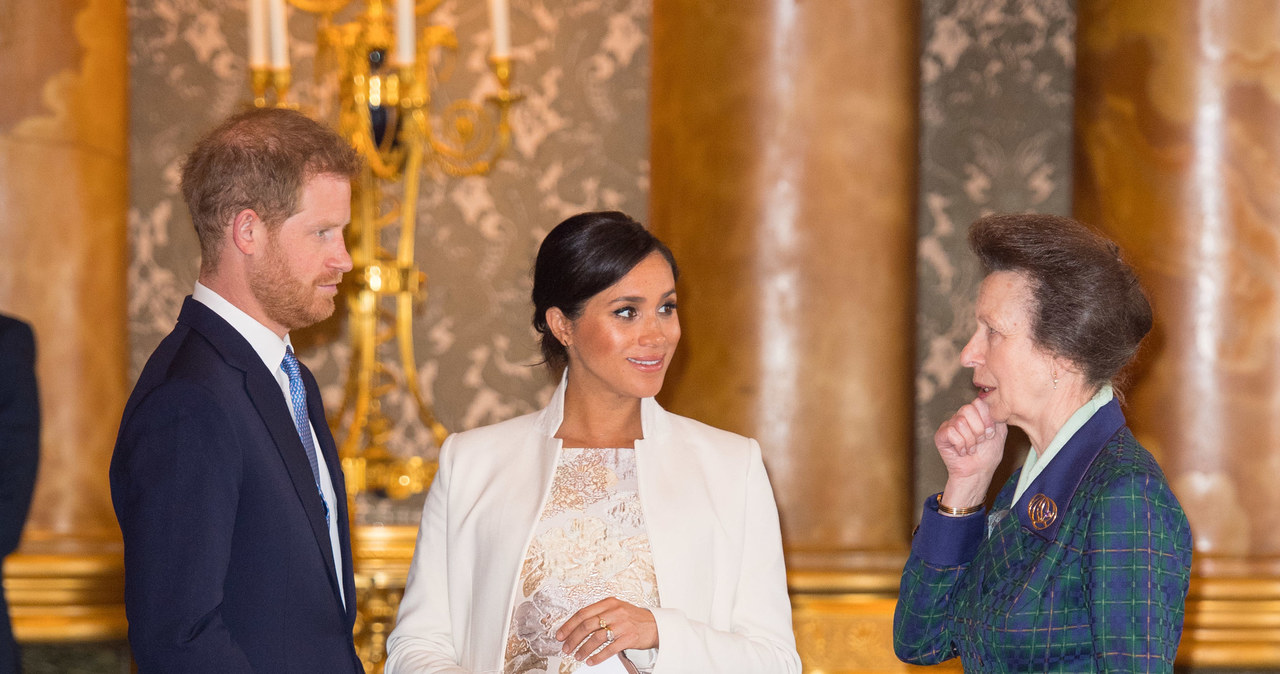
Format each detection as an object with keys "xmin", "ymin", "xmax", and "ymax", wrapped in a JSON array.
[
  {"xmin": 546, "ymin": 307, "xmax": 572, "ymax": 347},
  {"xmin": 230, "ymin": 208, "xmax": 263, "ymax": 255}
]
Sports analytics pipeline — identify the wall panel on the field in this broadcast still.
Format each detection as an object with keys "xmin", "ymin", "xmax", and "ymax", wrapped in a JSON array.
[
  {"xmin": 0, "ymin": 0, "xmax": 130, "ymax": 652},
  {"xmin": 1076, "ymin": 0, "xmax": 1280, "ymax": 665}
]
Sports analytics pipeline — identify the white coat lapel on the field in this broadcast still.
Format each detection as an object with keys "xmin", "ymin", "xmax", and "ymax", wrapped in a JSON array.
[
  {"xmin": 469, "ymin": 383, "xmax": 565, "ymax": 666},
  {"xmin": 487, "ymin": 432, "xmax": 561, "ymax": 581},
  {"xmin": 633, "ymin": 400, "xmax": 716, "ymax": 615}
]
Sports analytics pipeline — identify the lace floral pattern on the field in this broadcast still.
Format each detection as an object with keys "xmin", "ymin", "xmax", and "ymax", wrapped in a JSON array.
[{"xmin": 504, "ymin": 448, "xmax": 659, "ymax": 674}]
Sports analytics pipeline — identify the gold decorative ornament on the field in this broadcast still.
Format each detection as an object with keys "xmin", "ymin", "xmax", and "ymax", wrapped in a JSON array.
[
  {"xmin": 247, "ymin": 3, "xmax": 517, "ymax": 493},
  {"xmin": 1027, "ymin": 493, "xmax": 1058, "ymax": 530},
  {"xmin": 245, "ymin": 1, "xmax": 519, "ymax": 670},
  {"xmin": 249, "ymin": 1, "xmax": 519, "ymax": 490}
]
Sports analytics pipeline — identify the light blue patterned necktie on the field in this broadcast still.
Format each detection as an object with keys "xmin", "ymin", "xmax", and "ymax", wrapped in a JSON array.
[{"xmin": 281, "ymin": 346, "xmax": 329, "ymax": 526}]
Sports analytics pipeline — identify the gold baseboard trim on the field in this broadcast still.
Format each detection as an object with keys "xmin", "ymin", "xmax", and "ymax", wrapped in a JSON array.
[
  {"xmin": 10, "ymin": 606, "xmax": 128, "ymax": 642},
  {"xmin": 5, "ymin": 551, "xmax": 126, "ymax": 643},
  {"xmin": 351, "ymin": 525, "xmax": 420, "ymax": 674},
  {"xmin": 1178, "ymin": 575, "xmax": 1280, "ymax": 668},
  {"xmin": 789, "ymin": 569, "xmax": 903, "ymax": 596},
  {"xmin": 789, "ymin": 570, "xmax": 1280, "ymax": 671},
  {"xmin": 353, "ymin": 524, "xmax": 418, "ymax": 570},
  {"xmin": 788, "ymin": 572, "xmax": 1280, "ymax": 670},
  {"xmin": 792, "ymin": 593, "xmax": 962, "ymax": 673},
  {"xmin": 4, "ymin": 541, "xmax": 1279, "ymax": 671},
  {"xmin": 790, "ymin": 568, "xmax": 952, "ymax": 673}
]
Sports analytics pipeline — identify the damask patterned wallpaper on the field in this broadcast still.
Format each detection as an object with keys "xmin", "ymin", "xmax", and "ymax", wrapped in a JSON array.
[
  {"xmin": 913, "ymin": 0, "xmax": 1077, "ymax": 503},
  {"xmin": 127, "ymin": 0, "xmax": 652, "ymax": 487}
]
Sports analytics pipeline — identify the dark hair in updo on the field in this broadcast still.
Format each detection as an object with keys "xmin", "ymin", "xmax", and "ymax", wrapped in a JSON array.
[
  {"xmin": 968, "ymin": 213, "xmax": 1152, "ymax": 391},
  {"xmin": 532, "ymin": 211, "xmax": 679, "ymax": 372}
]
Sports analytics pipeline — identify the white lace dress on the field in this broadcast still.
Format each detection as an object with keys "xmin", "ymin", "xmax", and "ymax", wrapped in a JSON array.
[{"xmin": 503, "ymin": 447, "xmax": 660, "ymax": 674}]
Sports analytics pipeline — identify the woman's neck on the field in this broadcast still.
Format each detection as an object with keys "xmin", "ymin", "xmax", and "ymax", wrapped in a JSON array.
[
  {"xmin": 555, "ymin": 379, "xmax": 644, "ymax": 448},
  {"xmin": 1023, "ymin": 379, "xmax": 1095, "ymax": 453}
]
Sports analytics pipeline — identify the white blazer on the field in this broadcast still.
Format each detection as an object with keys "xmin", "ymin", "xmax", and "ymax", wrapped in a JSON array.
[{"xmin": 384, "ymin": 376, "xmax": 801, "ymax": 674}]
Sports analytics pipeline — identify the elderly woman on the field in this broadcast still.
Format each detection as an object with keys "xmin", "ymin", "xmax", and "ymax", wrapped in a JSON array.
[
  {"xmin": 894, "ymin": 213, "xmax": 1193, "ymax": 670},
  {"xmin": 385, "ymin": 211, "xmax": 800, "ymax": 674}
]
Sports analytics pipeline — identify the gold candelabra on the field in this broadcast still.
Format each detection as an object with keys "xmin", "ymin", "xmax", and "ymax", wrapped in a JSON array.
[
  {"xmin": 249, "ymin": 1, "xmax": 518, "ymax": 670},
  {"xmin": 251, "ymin": 0, "xmax": 517, "ymax": 496}
]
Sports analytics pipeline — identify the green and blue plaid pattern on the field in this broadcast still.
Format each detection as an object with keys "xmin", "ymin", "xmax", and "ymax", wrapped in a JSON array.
[{"xmin": 895, "ymin": 402, "xmax": 1192, "ymax": 672}]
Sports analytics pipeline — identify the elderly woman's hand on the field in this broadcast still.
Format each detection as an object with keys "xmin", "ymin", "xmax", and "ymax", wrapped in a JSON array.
[
  {"xmin": 556, "ymin": 597, "xmax": 658, "ymax": 666},
  {"xmin": 934, "ymin": 397, "xmax": 1007, "ymax": 509}
]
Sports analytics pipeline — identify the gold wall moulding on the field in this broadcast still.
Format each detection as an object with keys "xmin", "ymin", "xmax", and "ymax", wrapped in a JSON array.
[
  {"xmin": 7, "ymin": 555, "xmax": 1280, "ymax": 671},
  {"xmin": 789, "ymin": 569, "xmax": 1280, "ymax": 671},
  {"xmin": 351, "ymin": 524, "xmax": 419, "ymax": 674},
  {"xmin": 5, "ymin": 551, "xmax": 126, "ymax": 642},
  {"xmin": 1180, "ymin": 574, "xmax": 1280, "ymax": 668},
  {"xmin": 788, "ymin": 568, "xmax": 959, "ymax": 673}
]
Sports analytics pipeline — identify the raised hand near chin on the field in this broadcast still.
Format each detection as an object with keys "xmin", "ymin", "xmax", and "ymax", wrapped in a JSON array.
[{"xmin": 933, "ymin": 396, "xmax": 1007, "ymax": 509}]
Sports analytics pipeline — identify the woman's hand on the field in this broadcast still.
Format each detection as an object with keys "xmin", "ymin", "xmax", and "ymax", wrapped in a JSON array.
[
  {"xmin": 934, "ymin": 397, "xmax": 1007, "ymax": 508},
  {"xmin": 556, "ymin": 597, "xmax": 658, "ymax": 665}
]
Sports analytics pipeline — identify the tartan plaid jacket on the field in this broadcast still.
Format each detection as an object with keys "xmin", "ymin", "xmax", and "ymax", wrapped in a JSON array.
[{"xmin": 894, "ymin": 400, "xmax": 1193, "ymax": 672}]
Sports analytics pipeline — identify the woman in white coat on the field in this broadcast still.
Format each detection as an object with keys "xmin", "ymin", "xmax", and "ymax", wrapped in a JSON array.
[{"xmin": 384, "ymin": 212, "xmax": 800, "ymax": 674}]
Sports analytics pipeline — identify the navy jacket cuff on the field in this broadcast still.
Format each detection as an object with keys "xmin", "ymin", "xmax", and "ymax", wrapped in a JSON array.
[{"xmin": 911, "ymin": 493, "xmax": 985, "ymax": 567}]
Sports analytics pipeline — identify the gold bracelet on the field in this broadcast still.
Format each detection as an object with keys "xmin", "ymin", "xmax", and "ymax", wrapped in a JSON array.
[{"xmin": 935, "ymin": 493, "xmax": 983, "ymax": 517}]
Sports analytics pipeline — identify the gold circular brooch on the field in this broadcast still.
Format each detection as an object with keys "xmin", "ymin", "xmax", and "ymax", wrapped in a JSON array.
[{"xmin": 1027, "ymin": 494, "xmax": 1058, "ymax": 530}]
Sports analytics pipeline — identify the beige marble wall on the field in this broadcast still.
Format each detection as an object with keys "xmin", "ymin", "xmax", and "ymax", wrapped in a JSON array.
[
  {"xmin": 650, "ymin": 0, "xmax": 918, "ymax": 572},
  {"xmin": 0, "ymin": 0, "xmax": 128, "ymax": 548},
  {"xmin": 1074, "ymin": 1, "xmax": 1280, "ymax": 665},
  {"xmin": 0, "ymin": 0, "xmax": 131, "ymax": 666},
  {"xmin": 127, "ymin": 0, "xmax": 652, "ymax": 506},
  {"xmin": 1076, "ymin": 0, "xmax": 1280, "ymax": 572}
]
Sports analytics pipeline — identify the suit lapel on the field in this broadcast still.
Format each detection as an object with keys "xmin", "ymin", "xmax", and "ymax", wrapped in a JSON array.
[
  {"xmin": 243, "ymin": 361, "xmax": 343, "ymax": 593},
  {"xmin": 302, "ymin": 364, "xmax": 357, "ymax": 624},
  {"xmin": 179, "ymin": 299, "xmax": 344, "ymax": 610}
]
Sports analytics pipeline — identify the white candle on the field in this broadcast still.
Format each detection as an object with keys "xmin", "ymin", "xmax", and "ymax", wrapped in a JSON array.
[
  {"xmin": 268, "ymin": 0, "xmax": 289, "ymax": 69},
  {"xmin": 488, "ymin": 0, "xmax": 510, "ymax": 59},
  {"xmin": 395, "ymin": 0, "xmax": 415, "ymax": 66},
  {"xmin": 248, "ymin": 0, "xmax": 268, "ymax": 68}
]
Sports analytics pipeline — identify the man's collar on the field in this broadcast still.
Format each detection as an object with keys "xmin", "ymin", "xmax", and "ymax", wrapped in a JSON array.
[{"xmin": 193, "ymin": 281, "xmax": 291, "ymax": 374}]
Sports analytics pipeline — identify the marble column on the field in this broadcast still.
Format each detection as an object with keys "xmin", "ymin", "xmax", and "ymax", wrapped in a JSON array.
[
  {"xmin": 650, "ymin": 1, "xmax": 917, "ymax": 573},
  {"xmin": 0, "ymin": 0, "xmax": 129, "ymax": 641},
  {"xmin": 1076, "ymin": 0, "xmax": 1280, "ymax": 665}
]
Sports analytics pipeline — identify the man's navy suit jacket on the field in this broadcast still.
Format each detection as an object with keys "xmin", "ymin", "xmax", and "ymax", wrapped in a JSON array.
[
  {"xmin": 0, "ymin": 314, "xmax": 39, "ymax": 673},
  {"xmin": 111, "ymin": 297, "xmax": 363, "ymax": 673}
]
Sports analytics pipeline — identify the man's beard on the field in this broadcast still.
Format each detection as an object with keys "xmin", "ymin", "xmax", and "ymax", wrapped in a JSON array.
[{"xmin": 249, "ymin": 239, "xmax": 341, "ymax": 332}]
